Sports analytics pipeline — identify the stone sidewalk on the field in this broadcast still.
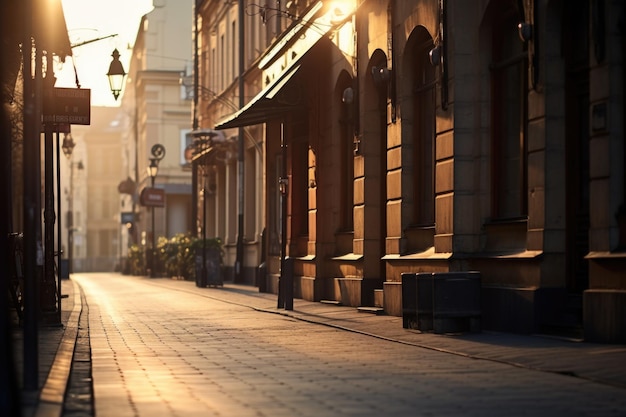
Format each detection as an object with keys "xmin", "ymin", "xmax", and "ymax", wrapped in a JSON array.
[
  {"xmin": 16, "ymin": 274, "xmax": 626, "ymax": 416},
  {"xmin": 13, "ymin": 277, "xmax": 81, "ymax": 417},
  {"xmin": 152, "ymin": 278, "xmax": 626, "ymax": 390}
]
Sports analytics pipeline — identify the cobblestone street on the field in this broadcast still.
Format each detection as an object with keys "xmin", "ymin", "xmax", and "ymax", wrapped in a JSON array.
[{"xmin": 67, "ymin": 273, "xmax": 626, "ymax": 417}]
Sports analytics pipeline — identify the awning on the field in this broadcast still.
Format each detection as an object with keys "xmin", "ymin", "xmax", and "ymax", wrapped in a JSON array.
[
  {"xmin": 215, "ymin": 64, "xmax": 302, "ymax": 130},
  {"xmin": 35, "ymin": 0, "xmax": 73, "ymax": 59},
  {"xmin": 2, "ymin": 0, "xmax": 72, "ymax": 102},
  {"xmin": 215, "ymin": 0, "xmax": 357, "ymax": 130}
]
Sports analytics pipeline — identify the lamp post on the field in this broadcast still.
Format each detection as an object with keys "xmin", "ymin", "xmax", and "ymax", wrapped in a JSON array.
[
  {"xmin": 62, "ymin": 133, "xmax": 83, "ymax": 275},
  {"xmin": 236, "ymin": 0, "xmax": 245, "ymax": 283},
  {"xmin": 147, "ymin": 158, "xmax": 159, "ymax": 277},
  {"xmin": 146, "ymin": 144, "xmax": 165, "ymax": 277},
  {"xmin": 277, "ymin": 123, "xmax": 292, "ymax": 310},
  {"xmin": 199, "ymin": 163, "xmax": 208, "ymax": 287}
]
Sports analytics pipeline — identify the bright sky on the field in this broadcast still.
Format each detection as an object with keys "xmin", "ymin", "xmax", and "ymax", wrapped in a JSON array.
[{"xmin": 56, "ymin": 0, "xmax": 154, "ymax": 106}]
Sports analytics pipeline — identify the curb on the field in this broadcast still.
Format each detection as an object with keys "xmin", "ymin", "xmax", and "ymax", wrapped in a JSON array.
[{"xmin": 35, "ymin": 279, "xmax": 82, "ymax": 417}]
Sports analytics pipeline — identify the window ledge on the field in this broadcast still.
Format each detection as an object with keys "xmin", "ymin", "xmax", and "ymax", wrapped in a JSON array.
[
  {"xmin": 484, "ymin": 216, "xmax": 528, "ymax": 225},
  {"xmin": 585, "ymin": 251, "xmax": 626, "ymax": 260},
  {"xmin": 331, "ymin": 253, "xmax": 363, "ymax": 261},
  {"xmin": 383, "ymin": 247, "xmax": 452, "ymax": 260},
  {"xmin": 466, "ymin": 250, "xmax": 543, "ymax": 259}
]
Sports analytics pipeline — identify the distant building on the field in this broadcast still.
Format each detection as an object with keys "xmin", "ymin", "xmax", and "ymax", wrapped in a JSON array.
[
  {"xmin": 118, "ymin": 0, "xmax": 193, "ymax": 269},
  {"xmin": 68, "ymin": 107, "xmax": 124, "ymax": 272}
]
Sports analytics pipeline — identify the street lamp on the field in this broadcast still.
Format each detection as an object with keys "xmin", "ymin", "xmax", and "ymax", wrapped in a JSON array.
[
  {"xmin": 147, "ymin": 152, "xmax": 161, "ymax": 277},
  {"xmin": 62, "ymin": 132, "xmax": 75, "ymax": 158},
  {"xmin": 107, "ymin": 48, "xmax": 126, "ymax": 101},
  {"xmin": 147, "ymin": 158, "xmax": 159, "ymax": 182}
]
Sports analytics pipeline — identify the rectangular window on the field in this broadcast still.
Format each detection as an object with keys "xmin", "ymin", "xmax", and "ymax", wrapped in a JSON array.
[
  {"xmin": 211, "ymin": 48, "xmax": 216, "ymax": 90},
  {"xmin": 180, "ymin": 129, "xmax": 191, "ymax": 166},
  {"xmin": 490, "ymin": 10, "xmax": 527, "ymax": 219},
  {"xmin": 220, "ymin": 35, "xmax": 225, "ymax": 90}
]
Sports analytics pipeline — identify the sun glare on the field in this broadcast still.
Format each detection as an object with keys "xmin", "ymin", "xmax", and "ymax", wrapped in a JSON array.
[{"xmin": 57, "ymin": 0, "xmax": 153, "ymax": 106}]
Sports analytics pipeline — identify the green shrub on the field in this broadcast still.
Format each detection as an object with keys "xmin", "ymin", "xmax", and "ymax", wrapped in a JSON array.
[
  {"xmin": 157, "ymin": 234, "xmax": 223, "ymax": 280},
  {"xmin": 127, "ymin": 244, "xmax": 145, "ymax": 275}
]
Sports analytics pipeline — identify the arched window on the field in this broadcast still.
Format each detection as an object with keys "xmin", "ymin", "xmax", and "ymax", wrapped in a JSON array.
[
  {"xmin": 411, "ymin": 34, "xmax": 436, "ymax": 226},
  {"xmin": 337, "ymin": 72, "xmax": 355, "ymax": 231}
]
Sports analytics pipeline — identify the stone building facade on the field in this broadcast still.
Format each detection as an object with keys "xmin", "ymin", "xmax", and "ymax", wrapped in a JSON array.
[
  {"xmin": 198, "ymin": 0, "xmax": 626, "ymax": 342},
  {"xmin": 119, "ymin": 0, "xmax": 194, "ymax": 266}
]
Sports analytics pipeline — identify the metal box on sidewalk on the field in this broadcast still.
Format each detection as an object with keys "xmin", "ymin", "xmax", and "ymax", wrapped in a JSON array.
[
  {"xmin": 402, "ymin": 272, "xmax": 434, "ymax": 329},
  {"xmin": 403, "ymin": 271, "xmax": 482, "ymax": 333},
  {"xmin": 60, "ymin": 259, "xmax": 69, "ymax": 279},
  {"xmin": 402, "ymin": 272, "xmax": 418, "ymax": 329},
  {"xmin": 195, "ymin": 247, "xmax": 222, "ymax": 287},
  {"xmin": 428, "ymin": 272, "xmax": 482, "ymax": 333}
]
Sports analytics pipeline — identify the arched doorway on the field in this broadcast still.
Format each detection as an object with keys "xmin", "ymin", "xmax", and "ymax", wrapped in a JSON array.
[{"xmin": 401, "ymin": 26, "xmax": 437, "ymax": 252}]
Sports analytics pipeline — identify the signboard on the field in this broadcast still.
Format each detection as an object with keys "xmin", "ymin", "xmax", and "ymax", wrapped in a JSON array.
[
  {"xmin": 42, "ymin": 87, "xmax": 91, "ymax": 125},
  {"xmin": 120, "ymin": 212, "xmax": 135, "ymax": 225},
  {"xmin": 140, "ymin": 187, "xmax": 165, "ymax": 207}
]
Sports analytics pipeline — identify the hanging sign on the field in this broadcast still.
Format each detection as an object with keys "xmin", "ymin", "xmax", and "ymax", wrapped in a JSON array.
[
  {"xmin": 42, "ymin": 87, "xmax": 91, "ymax": 125},
  {"xmin": 140, "ymin": 187, "xmax": 165, "ymax": 207}
]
